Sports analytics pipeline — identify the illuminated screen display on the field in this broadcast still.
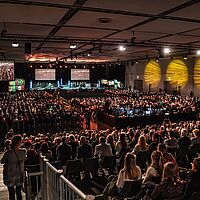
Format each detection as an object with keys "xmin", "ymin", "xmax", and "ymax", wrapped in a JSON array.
[
  {"xmin": 8, "ymin": 79, "xmax": 25, "ymax": 92},
  {"xmin": 35, "ymin": 69, "xmax": 56, "ymax": 80},
  {"xmin": 0, "ymin": 60, "xmax": 14, "ymax": 81},
  {"xmin": 71, "ymin": 69, "xmax": 90, "ymax": 80}
]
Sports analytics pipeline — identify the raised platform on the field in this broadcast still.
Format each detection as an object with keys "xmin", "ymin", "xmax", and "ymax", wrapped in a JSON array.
[{"xmin": 97, "ymin": 111, "xmax": 198, "ymax": 129}]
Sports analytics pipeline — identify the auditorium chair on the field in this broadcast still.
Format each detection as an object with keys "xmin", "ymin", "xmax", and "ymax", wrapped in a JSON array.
[
  {"xmin": 102, "ymin": 155, "xmax": 116, "ymax": 175},
  {"xmin": 65, "ymin": 159, "xmax": 82, "ymax": 180},
  {"xmin": 136, "ymin": 150, "xmax": 149, "ymax": 171},
  {"xmin": 118, "ymin": 179, "xmax": 142, "ymax": 199},
  {"xmin": 84, "ymin": 157, "xmax": 99, "ymax": 179}
]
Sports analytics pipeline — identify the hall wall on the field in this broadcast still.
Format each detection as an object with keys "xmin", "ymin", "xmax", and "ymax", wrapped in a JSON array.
[{"xmin": 125, "ymin": 57, "xmax": 200, "ymax": 96}]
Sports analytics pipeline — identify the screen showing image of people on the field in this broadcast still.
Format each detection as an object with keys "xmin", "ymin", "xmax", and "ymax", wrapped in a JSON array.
[
  {"xmin": 71, "ymin": 69, "xmax": 90, "ymax": 80},
  {"xmin": 0, "ymin": 60, "xmax": 14, "ymax": 81},
  {"xmin": 35, "ymin": 69, "xmax": 56, "ymax": 80}
]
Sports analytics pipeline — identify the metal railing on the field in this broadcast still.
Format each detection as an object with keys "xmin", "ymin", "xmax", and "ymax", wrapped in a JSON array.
[{"xmin": 34, "ymin": 155, "xmax": 96, "ymax": 200}]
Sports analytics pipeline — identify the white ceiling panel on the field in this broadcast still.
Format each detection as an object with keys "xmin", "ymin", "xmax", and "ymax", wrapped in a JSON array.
[
  {"xmin": 0, "ymin": 4, "xmax": 67, "ymax": 24},
  {"xmin": 135, "ymin": 19, "xmax": 199, "ymax": 34},
  {"xmin": 170, "ymin": 3, "xmax": 200, "ymax": 19},
  {"xmin": 85, "ymin": 0, "xmax": 189, "ymax": 14},
  {"xmin": 66, "ymin": 11, "xmax": 148, "ymax": 29},
  {"xmin": 55, "ymin": 27, "xmax": 113, "ymax": 38},
  {"xmin": 0, "ymin": 22, "xmax": 52, "ymax": 36},
  {"xmin": 153, "ymin": 35, "xmax": 200, "ymax": 44}
]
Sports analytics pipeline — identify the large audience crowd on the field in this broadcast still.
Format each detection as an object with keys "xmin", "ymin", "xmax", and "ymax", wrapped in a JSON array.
[
  {"xmin": 1, "ymin": 90, "xmax": 200, "ymax": 200},
  {"xmin": 73, "ymin": 90, "xmax": 199, "ymax": 117}
]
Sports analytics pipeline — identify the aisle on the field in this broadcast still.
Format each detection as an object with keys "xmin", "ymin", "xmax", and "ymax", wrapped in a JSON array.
[{"xmin": 0, "ymin": 153, "xmax": 9, "ymax": 200}]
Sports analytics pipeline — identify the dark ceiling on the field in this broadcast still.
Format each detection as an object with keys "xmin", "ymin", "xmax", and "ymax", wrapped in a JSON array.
[{"xmin": 0, "ymin": 0, "xmax": 200, "ymax": 63}]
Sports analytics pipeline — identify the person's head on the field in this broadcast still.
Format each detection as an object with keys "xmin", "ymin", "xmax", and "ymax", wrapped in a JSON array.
[
  {"xmin": 137, "ymin": 135, "xmax": 147, "ymax": 149},
  {"xmin": 181, "ymin": 129, "xmax": 188, "ymax": 137},
  {"xmin": 106, "ymin": 134, "xmax": 114, "ymax": 144},
  {"xmin": 193, "ymin": 129, "xmax": 200, "ymax": 138},
  {"xmin": 162, "ymin": 162, "xmax": 178, "ymax": 182},
  {"xmin": 151, "ymin": 150, "xmax": 163, "ymax": 174},
  {"xmin": 69, "ymin": 134, "xmax": 75, "ymax": 142},
  {"xmin": 123, "ymin": 153, "xmax": 140, "ymax": 179},
  {"xmin": 157, "ymin": 143, "xmax": 167, "ymax": 153},
  {"xmin": 80, "ymin": 136, "xmax": 86, "ymax": 144},
  {"xmin": 169, "ymin": 131, "xmax": 176, "ymax": 139},
  {"xmin": 152, "ymin": 133, "xmax": 159, "ymax": 142},
  {"xmin": 24, "ymin": 141, "xmax": 32, "ymax": 150},
  {"xmin": 11, "ymin": 135, "xmax": 22, "ymax": 149},
  {"xmin": 192, "ymin": 157, "xmax": 200, "ymax": 171},
  {"xmin": 99, "ymin": 136, "xmax": 106, "ymax": 144},
  {"xmin": 61, "ymin": 136, "xmax": 67, "ymax": 143}
]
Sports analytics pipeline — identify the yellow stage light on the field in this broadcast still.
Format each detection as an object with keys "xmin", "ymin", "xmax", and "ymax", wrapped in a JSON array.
[
  {"xmin": 194, "ymin": 58, "xmax": 200, "ymax": 88},
  {"xmin": 144, "ymin": 60, "xmax": 161, "ymax": 89},
  {"xmin": 166, "ymin": 59, "xmax": 188, "ymax": 88}
]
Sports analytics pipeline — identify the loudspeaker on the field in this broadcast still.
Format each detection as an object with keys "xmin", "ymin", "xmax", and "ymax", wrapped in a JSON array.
[{"xmin": 25, "ymin": 43, "xmax": 31, "ymax": 54}]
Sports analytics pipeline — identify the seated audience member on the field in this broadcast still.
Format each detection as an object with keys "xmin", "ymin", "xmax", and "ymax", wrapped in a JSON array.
[
  {"xmin": 115, "ymin": 133, "xmax": 128, "ymax": 157},
  {"xmin": 68, "ymin": 134, "xmax": 79, "ymax": 159},
  {"xmin": 132, "ymin": 135, "xmax": 149, "ymax": 155},
  {"xmin": 94, "ymin": 136, "xmax": 113, "ymax": 162},
  {"xmin": 103, "ymin": 153, "xmax": 141, "ymax": 198},
  {"xmin": 149, "ymin": 133, "xmax": 160, "ymax": 155},
  {"xmin": 151, "ymin": 162, "xmax": 185, "ymax": 200},
  {"xmin": 77, "ymin": 136, "xmax": 92, "ymax": 160},
  {"xmin": 191, "ymin": 129, "xmax": 200, "ymax": 145},
  {"xmin": 143, "ymin": 151, "xmax": 163, "ymax": 184},
  {"xmin": 106, "ymin": 134, "xmax": 116, "ymax": 155},
  {"xmin": 185, "ymin": 157, "xmax": 200, "ymax": 199},
  {"xmin": 116, "ymin": 153, "xmax": 141, "ymax": 189},
  {"xmin": 56, "ymin": 136, "xmax": 72, "ymax": 166},
  {"xmin": 164, "ymin": 131, "xmax": 178, "ymax": 148},
  {"xmin": 157, "ymin": 143, "xmax": 176, "ymax": 164}
]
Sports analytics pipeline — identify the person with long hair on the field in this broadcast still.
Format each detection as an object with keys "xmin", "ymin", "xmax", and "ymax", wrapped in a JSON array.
[
  {"xmin": 151, "ymin": 162, "xmax": 185, "ymax": 200},
  {"xmin": 185, "ymin": 157, "xmax": 200, "ymax": 199},
  {"xmin": 132, "ymin": 135, "xmax": 149, "ymax": 155},
  {"xmin": 1, "ymin": 135, "xmax": 27, "ymax": 200},
  {"xmin": 116, "ymin": 152, "xmax": 141, "ymax": 189},
  {"xmin": 115, "ymin": 133, "xmax": 128, "ymax": 156},
  {"xmin": 143, "ymin": 150, "xmax": 163, "ymax": 184}
]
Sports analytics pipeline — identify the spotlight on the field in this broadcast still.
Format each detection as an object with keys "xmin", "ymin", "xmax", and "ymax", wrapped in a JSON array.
[
  {"xmin": 40, "ymin": 65, "xmax": 42, "ymax": 68},
  {"xmin": 119, "ymin": 45, "xmax": 126, "ymax": 51},
  {"xmin": 74, "ymin": 65, "xmax": 77, "ymax": 68},
  {"xmin": 183, "ymin": 55, "xmax": 188, "ymax": 60},
  {"xmin": 155, "ymin": 57, "xmax": 159, "ymax": 62},
  {"xmin": 197, "ymin": 50, "xmax": 200, "ymax": 55},
  {"xmin": 135, "ymin": 60, "xmax": 139, "ymax": 64},
  {"xmin": 70, "ymin": 44, "xmax": 76, "ymax": 49},
  {"xmin": 12, "ymin": 42, "xmax": 19, "ymax": 48},
  {"xmin": 136, "ymin": 76, "xmax": 139, "ymax": 79},
  {"xmin": 163, "ymin": 47, "xmax": 171, "ymax": 54},
  {"xmin": 92, "ymin": 66, "xmax": 94, "ymax": 68}
]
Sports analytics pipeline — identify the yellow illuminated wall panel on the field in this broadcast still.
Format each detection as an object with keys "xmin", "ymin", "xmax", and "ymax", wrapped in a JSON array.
[
  {"xmin": 166, "ymin": 59, "xmax": 188, "ymax": 88},
  {"xmin": 144, "ymin": 60, "xmax": 161, "ymax": 88},
  {"xmin": 194, "ymin": 58, "xmax": 200, "ymax": 88}
]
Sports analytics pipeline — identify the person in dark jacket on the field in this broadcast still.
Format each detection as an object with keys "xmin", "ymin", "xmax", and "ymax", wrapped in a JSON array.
[
  {"xmin": 77, "ymin": 136, "xmax": 92, "ymax": 160},
  {"xmin": 56, "ymin": 136, "xmax": 72, "ymax": 166},
  {"xmin": 185, "ymin": 157, "xmax": 200, "ymax": 199}
]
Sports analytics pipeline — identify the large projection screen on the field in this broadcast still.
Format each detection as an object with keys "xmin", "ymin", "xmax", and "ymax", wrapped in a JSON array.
[
  {"xmin": 0, "ymin": 60, "xmax": 14, "ymax": 81},
  {"xmin": 35, "ymin": 69, "xmax": 56, "ymax": 80},
  {"xmin": 71, "ymin": 69, "xmax": 90, "ymax": 80}
]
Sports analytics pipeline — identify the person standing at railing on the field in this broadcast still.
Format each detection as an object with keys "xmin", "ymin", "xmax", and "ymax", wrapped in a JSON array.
[{"xmin": 1, "ymin": 135, "xmax": 27, "ymax": 200}]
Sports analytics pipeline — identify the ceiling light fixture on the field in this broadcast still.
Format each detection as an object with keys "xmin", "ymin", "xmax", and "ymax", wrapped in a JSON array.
[
  {"xmin": 155, "ymin": 57, "xmax": 159, "ymax": 62},
  {"xmin": 70, "ymin": 44, "xmax": 76, "ymax": 49},
  {"xmin": 135, "ymin": 60, "xmax": 139, "ymax": 64},
  {"xmin": 163, "ymin": 47, "xmax": 171, "ymax": 54},
  {"xmin": 197, "ymin": 50, "xmax": 200, "ymax": 55},
  {"xmin": 12, "ymin": 42, "xmax": 19, "ymax": 47},
  {"xmin": 183, "ymin": 55, "xmax": 188, "ymax": 60},
  {"xmin": 119, "ymin": 45, "xmax": 126, "ymax": 51}
]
